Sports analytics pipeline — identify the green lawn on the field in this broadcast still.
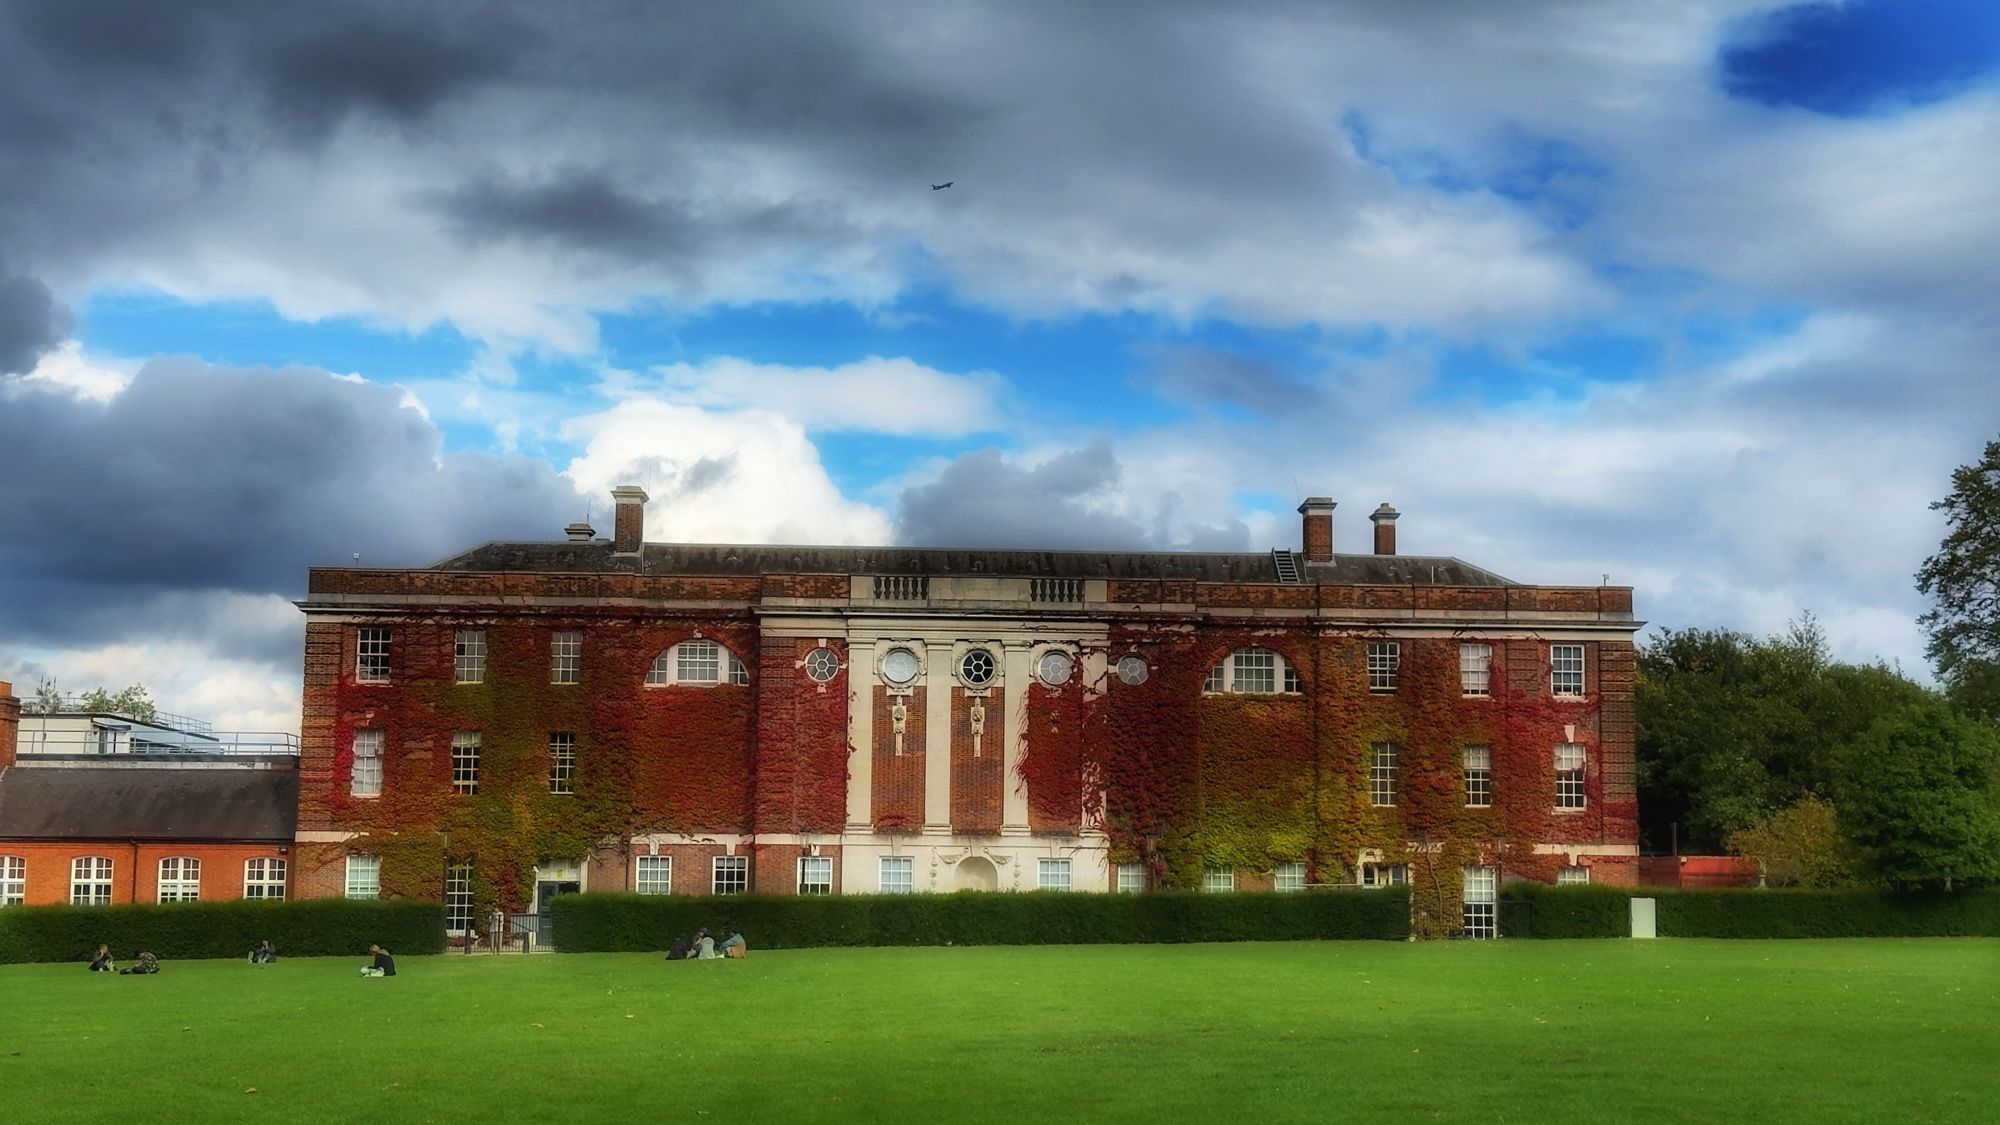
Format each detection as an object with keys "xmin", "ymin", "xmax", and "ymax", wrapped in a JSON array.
[{"xmin": 2, "ymin": 940, "xmax": 1995, "ymax": 1124}]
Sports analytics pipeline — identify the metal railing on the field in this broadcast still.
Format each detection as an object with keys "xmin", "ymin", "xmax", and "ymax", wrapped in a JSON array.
[
  {"xmin": 22, "ymin": 695, "xmax": 214, "ymax": 735},
  {"xmin": 12, "ymin": 725, "xmax": 300, "ymax": 756}
]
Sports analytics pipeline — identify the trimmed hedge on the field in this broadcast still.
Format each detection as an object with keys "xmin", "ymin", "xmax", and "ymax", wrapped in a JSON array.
[
  {"xmin": 550, "ymin": 889, "xmax": 1412, "ymax": 951},
  {"xmin": 0, "ymin": 899, "xmax": 447, "ymax": 964},
  {"xmin": 1499, "ymin": 884, "xmax": 1633, "ymax": 938},
  {"xmin": 1651, "ymin": 887, "xmax": 2000, "ymax": 938}
]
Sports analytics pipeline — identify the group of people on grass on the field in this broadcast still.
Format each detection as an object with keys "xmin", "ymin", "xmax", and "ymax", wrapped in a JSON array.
[
  {"xmin": 666, "ymin": 926, "xmax": 747, "ymax": 961},
  {"xmin": 84, "ymin": 939, "xmax": 400, "ymax": 976},
  {"xmin": 86, "ymin": 945, "xmax": 158, "ymax": 975}
]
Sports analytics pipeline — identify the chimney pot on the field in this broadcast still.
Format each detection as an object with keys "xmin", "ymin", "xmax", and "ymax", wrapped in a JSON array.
[
  {"xmin": 1370, "ymin": 503, "xmax": 1400, "ymax": 555},
  {"xmin": 610, "ymin": 485, "xmax": 650, "ymax": 553},
  {"xmin": 1297, "ymin": 497, "xmax": 1336, "ymax": 563},
  {"xmin": 563, "ymin": 522, "xmax": 596, "ymax": 543}
]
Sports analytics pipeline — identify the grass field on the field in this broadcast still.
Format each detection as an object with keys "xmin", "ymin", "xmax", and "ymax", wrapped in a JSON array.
[{"xmin": 3, "ymin": 940, "xmax": 1996, "ymax": 1124}]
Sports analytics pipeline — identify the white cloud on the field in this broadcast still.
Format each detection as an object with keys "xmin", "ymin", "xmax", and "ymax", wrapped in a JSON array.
[
  {"xmin": 7, "ymin": 341, "xmax": 136, "ymax": 401},
  {"xmin": 618, "ymin": 355, "xmax": 1006, "ymax": 436}
]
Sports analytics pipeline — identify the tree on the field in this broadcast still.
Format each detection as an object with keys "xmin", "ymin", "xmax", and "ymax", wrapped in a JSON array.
[
  {"xmin": 28, "ymin": 678, "xmax": 61, "ymax": 715},
  {"xmin": 1726, "ymin": 795, "xmax": 1856, "ymax": 887},
  {"xmin": 1918, "ymin": 437, "xmax": 2000, "ymax": 721},
  {"xmin": 74, "ymin": 684, "xmax": 157, "ymax": 722},
  {"xmin": 1838, "ymin": 701, "xmax": 2000, "ymax": 891}
]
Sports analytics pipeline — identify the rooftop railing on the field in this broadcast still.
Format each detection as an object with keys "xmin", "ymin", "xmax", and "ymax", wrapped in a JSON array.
[
  {"xmin": 22, "ymin": 695, "xmax": 215, "ymax": 735},
  {"xmin": 13, "ymin": 725, "xmax": 300, "ymax": 756}
]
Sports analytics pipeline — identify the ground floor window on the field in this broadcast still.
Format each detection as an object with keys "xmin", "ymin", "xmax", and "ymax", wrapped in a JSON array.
[
  {"xmin": 798, "ymin": 856, "xmax": 833, "ymax": 895},
  {"xmin": 345, "ymin": 854, "xmax": 381, "ymax": 899},
  {"xmin": 71, "ymin": 856, "xmax": 113, "ymax": 905},
  {"xmin": 243, "ymin": 857, "xmax": 286, "ymax": 900},
  {"xmin": 1361, "ymin": 862, "xmax": 1408, "ymax": 888},
  {"xmin": 1462, "ymin": 866, "xmax": 1497, "ymax": 938},
  {"xmin": 1115, "ymin": 862, "xmax": 1145, "ymax": 893},
  {"xmin": 879, "ymin": 856, "xmax": 913, "ymax": 894},
  {"xmin": 712, "ymin": 856, "xmax": 748, "ymax": 895},
  {"xmin": 1037, "ymin": 858, "xmax": 1071, "ymax": 891},
  {"xmin": 1203, "ymin": 865, "xmax": 1235, "ymax": 893},
  {"xmin": 0, "ymin": 855, "xmax": 24, "ymax": 905},
  {"xmin": 1557, "ymin": 865, "xmax": 1590, "ymax": 886},
  {"xmin": 445, "ymin": 861, "xmax": 475, "ymax": 933},
  {"xmin": 157, "ymin": 857, "xmax": 201, "ymax": 903},
  {"xmin": 635, "ymin": 855, "xmax": 672, "ymax": 894},
  {"xmin": 1274, "ymin": 861, "xmax": 1307, "ymax": 892}
]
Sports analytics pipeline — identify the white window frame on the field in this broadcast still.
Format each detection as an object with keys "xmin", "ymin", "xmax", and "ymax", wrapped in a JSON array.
[
  {"xmin": 1459, "ymin": 642, "xmax": 1492, "ymax": 696},
  {"xmin": 635, "ymin": 855, "xmax": 673, "ymax": 895},
  {"xmin": 350, "ymin": 729, "xmax": 383, "ymax": 798},
  {"xmin": 445, "ymin": 860, "xmax": 475, "ymax": 934},
  {"xmin": 879, "ymin": 855, "xmax": 914, "ymax": 894},
  {"xmin": 1274, "ymin": 861, "xmax": 1307, "ymax": 893},
  {"xmin": 804, "ymin": 647, "xmax": 841, "ymax": 683},
  {"xmin": 71, "ymin": 856, "xmax": 113, "ymax": 905},
  {"xmin": 1551, "ymin": 644, "xmax": 1585, "ymax": 698},
  {"xmin": 0, "ymin": 855, "xmax": 24, "ymax": 906},
  {"xmin": 1367, "ymin": 641, "xmax": 1400, "ymax": 692},
  {"xmin": 1369, "ymin": 742, "xmax": 1399, "ymax": 807},
  {"xmin": 454, "ymin": 629, "xmax": 487, "ymax": 684},
  {"xmin": 356, "ymin": 627, "xmax": 391, "ymax": 683},
  {"xmin": 243, "ymin": 857, "xmax": 286, "ymax": 900},
  {"xmin": 451, "ymin": 731, "xmax": 481, "ymax": 795},
  {"xmin": 1203, "ymin": 865, "xmax": 1235, "ymax": 893},
  {"xmin": 798, "ymin": 855, "xmax": 833, "ymax": 895},
  {"xmin": 647, "ymin": 639, "xmax": 750, "ymax": 687},
  {"xmin": 1037, "ymin": 857, "xmax": 1072, "ymax": 891},
  {"xmin": 1204, "ymin": 647, "xmax": 1297, "ymax": 695},
  {"xmin": 550, "ymin": 630, "xmax": 582, "ymax": 684},
  {"xmin": 1556, "ymin": 743, "xmax": 1587, "ymax": 810},
  {"xmin": 1462, "ymin": 866, "xmax": 1497, "ymax": 938},
  {"xmin": 1558, "ymin": 865, "xmax": 1591, "ymax": 886},
  {"xmin": 344, "ymin": 854, "xmax": 381, "ymax": 899},
  {"xmin": 1115, "ymin": 862, "xmax": 1145, "ymax": 894},
  {"xmin": 1361, "ymin": 862, "xmax": 1408, "ymax": 889},
  {"xmin": 156, "ymin": 856, "xmax": 201, "ymax": 903},
  {"xmin": 712, "ymin": 855, "xmax": 749, "ymax": 895},
  {"xmin": 548, "ymin": 731, "xmax": 576, "ymax": 795},
  {"xmin": 1463, "ymin": 745, "xmax": 1492, "ymax": 808}
]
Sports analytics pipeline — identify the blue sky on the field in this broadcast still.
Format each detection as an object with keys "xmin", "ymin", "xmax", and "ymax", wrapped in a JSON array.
[{"xmin": 2, "ymin": 0, "xmax": 1996, "ymax": 729}]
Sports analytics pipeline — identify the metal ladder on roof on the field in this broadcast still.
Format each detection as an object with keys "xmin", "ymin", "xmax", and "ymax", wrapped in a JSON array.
[{"xmin": 1271, "ymin": 548, "xmax": 1301, "ymax": 583}]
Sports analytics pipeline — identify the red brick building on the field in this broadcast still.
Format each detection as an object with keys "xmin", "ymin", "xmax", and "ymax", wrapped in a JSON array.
[{"xmin": 295, "ymin": 489, "xmax": 1639, "ymax": 937}]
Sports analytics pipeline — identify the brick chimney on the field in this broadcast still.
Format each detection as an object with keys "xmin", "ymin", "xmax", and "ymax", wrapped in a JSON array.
[
  {"xmin": 611, "ymin": 486, "xmax": 649, "ymax": 553},
  {"xmin": 1370, "ymin": 503, "xmax": 1400, "ymax": 555},
  {"xmin": 0, "ymin": 680, "xmax": 19, "ymax": 772},
  {"xmin": 1298, "ymin": 497, "xmax": 1336, "ymax": 562}
]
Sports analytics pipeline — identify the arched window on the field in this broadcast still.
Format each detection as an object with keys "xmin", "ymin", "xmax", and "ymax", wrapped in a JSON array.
[
  {"xmin": 70, "ymin": 856, "xmax": 113, "ymax": 906},
  {"xmin": 646, "ymin": 638, "xmax": 749, "ymax": 686},
  {"xmin": 1203, "ymin": 647, "xmax": 1300, "ymax": 694},
  {"xmin": 0, "ymin": 855, "xmax": 24, "ymax": 906},
  {"xmin": 157, "ymin": 857, "xmax": 201, "ymax": 902}
]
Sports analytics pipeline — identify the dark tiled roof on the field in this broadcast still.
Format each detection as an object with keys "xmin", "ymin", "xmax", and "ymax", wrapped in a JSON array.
[
  {"xmin": 429, "ymin": 541, "xmax": 1515, "ymax": 586},
  {"xmin": 0, "ymin": 765, "xmax": 298, "ymax": 841}
]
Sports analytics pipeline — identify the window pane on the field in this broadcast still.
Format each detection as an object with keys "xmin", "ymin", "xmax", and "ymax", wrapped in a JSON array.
[
  {"xmin": 712, "ymin": 855, "xmax": 748, "ymax": 894},
  {"xmin": 1460, "ymin": 643, "xmax": 1492, "ymax": 695},
  {"xmin": 452, "ymin": 731, "xmax": 481, "ymax": 795},
  {"xmin": 799, "ymin": 856, "xmax": 833, "ymax": 894},
  {"xmin": 1551, "ymin": 645, "xmax": 1585, "ymax": 696},
  {"xmin": 1115, "ymin": 863, "xmax": 1144, "ymax": 894},
  {"xmin": 1275, "ymin": 861, "xmax": 1307, "ymax": 892},
  {"xmin": 879, "ymin": 856, "xmax": 914, "ymax": 894},
  {"xmin": 1230, "ymin": 649, "xmax": 1276, "ymax": 693},
  {"xmin": 357, "ymin": 628, "xmax": 391, "ymax": 682},
  {"xmin": 0, "ymin": 855, "xmax": 25, "ymax": 906},
  {"xmin": 445, "ymin": 861, "xmax": 475, "ymax": 933},
  {"xmin": 636, "ymin": 855, "xmax": 673, "ymax": 895},
  {"xmin": 1367, "ymin": 642, "xmax": 1400, "ymax": 691},
  {"xmin": 677, "ymin": 640, "xmax": 721, "ymax": 683},
  {"xmin": 548, "ymin": 732, "xmax": 576, "ymax": 794},
  {"xmin": 1370, "ymin": 742, "xmax": 1399, "ymax": 807},
  {"xmin": 550, "ymin": 631, "xmax": 581, "ymax": 684},
  {"xmin": 351, "ymin": 729, "xmax": 383, "ymax": 797},
  {"xmin": 345, "ymin": 855, "xmax": 381, "ymax": 899},
  {"xmin": 454, "ymin": 630, "xmax": 486, "ymax": 684},
  {"xmin": 1203, "ymin": 865, "xmax": 1234, "ymax": 893},
  {"xmin": 1037, "ymin": 858, "xmax": 1071, "ymax": 891}
]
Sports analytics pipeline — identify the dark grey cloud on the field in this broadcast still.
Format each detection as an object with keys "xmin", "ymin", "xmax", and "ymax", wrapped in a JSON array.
[
  {"xmin": 1137, "ymin": 344, "xmax": 1324, "ymax": 417},
  {"xmin": 895, "ymin": 444, "xmax": 1248, "ymax": 551},
  {"xmin": 0, "ymin": 268, "xmax": 70, "ymax": 374}
]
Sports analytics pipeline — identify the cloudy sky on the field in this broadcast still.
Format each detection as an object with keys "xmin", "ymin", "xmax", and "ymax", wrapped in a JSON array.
[{"xmin": 2, "ymin": 0, "xmax": 1996, "ymax": 731}]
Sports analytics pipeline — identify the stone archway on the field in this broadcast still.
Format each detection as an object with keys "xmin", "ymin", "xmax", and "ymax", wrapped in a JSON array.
[{"xmin": 955, "ymin": 855, "xmax": 998, "ymax": 891}]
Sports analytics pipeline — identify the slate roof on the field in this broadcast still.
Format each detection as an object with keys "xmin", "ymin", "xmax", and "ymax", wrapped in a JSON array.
[
  {"xmin": 0, "ymin": 764, "xmax": 298, "ymax": 841},
  {"xmin": 429, "ymin": 541, "xmax": 1516, "ymax": 587}
]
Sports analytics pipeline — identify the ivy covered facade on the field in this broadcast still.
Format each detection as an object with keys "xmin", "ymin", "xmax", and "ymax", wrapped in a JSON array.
[{"xmin": 293, "ymin": 489, "xmax": 1639, "ymax": 938}]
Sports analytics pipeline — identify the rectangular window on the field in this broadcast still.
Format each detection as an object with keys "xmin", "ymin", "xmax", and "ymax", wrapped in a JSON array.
[
  {"xmin": 454, "ymin": 629, "xmax": 487, "ymax": 684},
  {"xmin": 798, "ymin": 856, "xmax": 833, "ymax": 895},
  {"xmin": 1203, "ymin": 865, "xmax": 1235, "ymax": 893},
  {"xmin": 70, "ymin": 857, "xmax": 113, "ymax": 905},
  {"xmin": 879, "ymin": 856, "xmax": 914, "ymax": 894},
  {"xmin": 712, "ymin": 856, "xmax": 749, "ymax": 895},
  {"xmin": 677, "ymin": 639, "xmax": 721, "ymax": 683},
  {"xmin": 0, "ymin": 856, "xmax": 25, "ymax": 906},
  {"xmin": 1551, "ymin": 644, "xmax": 1585, "ymax": 697},
  {"xmin": 1558, "ymin": 865, "xmax": 1591, "ymax": 886},
  {"xmin": 344, "ymin": 855, "xmax": 381, "ymax": 900},
  {"xmin": 1274, "ymin": 861, "xmax": 1307, "ymax": 893},
  {"xmin": 445, "ymin": 861, "xmax": 474, "ymax": 933},
  {"xmin": 1460, "ymin": 643, "xmax": 1492, "ymax": 696},
  {"xmin": 1556, "ymin": 743, "xmax": 1587, "ymax": 809},
  {"xmin": 1037, "ymin": 858, "xmax": 1072, "ymax": 891},
  {"xmin": 1462, "ymin": 866, "xmax": 1497, "ymax": 938},
  {"xmin": 1115, "ymin": 862, "xmax": 1145, "ymax": 894},
  {"xmin": 635, "ymin": 855, "xmax": 673, "ymax": 895},
  {"xmin": 451, "ymin": 731, "xmax": 481, "ymax": 795},
  {"xmin": 157, "ymin": 857, "xmax": 201, "ymax": 903},
  {"xmin": 1367, "ymin": 641, "xmax": 1400, "ymax": 692},
  {"xmin": 548, "ymin": 732, "xmax": 576, "ymax": 795},
  {"xmin": 1361, "ymin": 862, "xmax": 1408, "ymax": 889},
  {"xmin": 1463, "ymin": 745, "xmax": 1492, "ymax": 808},
  {"xmin": 1231, "ymin": 649, "xmax": 1275, "ymax": 694},
  {"xmin": 550, "ymin": 631, "xmax": 581, "ymax": 684},
  {"xmin": 350, "ymin": 729, "xmax": 383, "ymax": 798},
  {"xmin": 1369, "ymin": 742, "xmax": 1399, "ymax": 807},
  {"xmin": 243, "ymin": 857, "xmax": 286, "ymax": 901},
  {"xmin": 356, "ymin": 627, "xmax": 391, "ymax": 683}
]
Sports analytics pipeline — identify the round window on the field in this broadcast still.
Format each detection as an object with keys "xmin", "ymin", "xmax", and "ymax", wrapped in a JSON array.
[
  {"xmin": 959, "ymin": 648, "xmax": 998, "ymax": 687},
  {"xmin": 804, "ymin": 647, "xmax": 841, "ymax": 683},
  {"xmin": 1036, "ymin": 650, "xmax": 1075, "ymax": 687},
  {"xmin": 1115, "ymin": 654, "xmax": 1150, "ymax": 685},
  {"xmin": 881, "ymin": 647, "xmax": 921, "ymax": 685}
]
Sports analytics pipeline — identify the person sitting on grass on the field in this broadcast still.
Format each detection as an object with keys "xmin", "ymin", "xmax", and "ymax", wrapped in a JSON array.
[
  {"xmin": 693, "ymin": 928, "xmax": 720, "ymax": 960},
  {"xmin": 719, "ymin": 928, "xmax": 746, "ymax": 959},
  {"xmin": 119, "ymin": 952, "xmax": 159, "ymax": 975},
  {"xmin": 360, "ymin": 944, "xmax": 396, "ymax": 977},
  {"xmin": 88, "ymin": 944, "xmax": 114, "ymax": 973},
  {"xmin": 666, "ymin": 934, "xmax": 690, "ymax": 961},
  {"xmin": 249, "ymin": 940, "xmax": 277, "ymax": 964}
]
